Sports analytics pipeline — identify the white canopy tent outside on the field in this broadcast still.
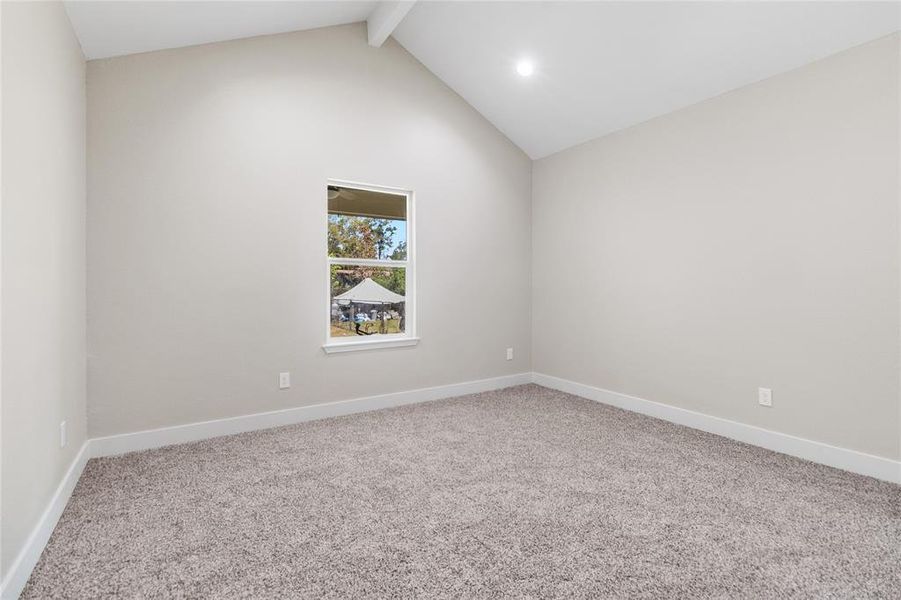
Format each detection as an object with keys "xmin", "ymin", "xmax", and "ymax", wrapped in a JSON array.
[
  {"xmin": 333, "ymin": 277, "xmax": 405, "ymax": 335},
  {"xmin": 335, "ymin": 277, "xmax": 404, "ymax": 305}
]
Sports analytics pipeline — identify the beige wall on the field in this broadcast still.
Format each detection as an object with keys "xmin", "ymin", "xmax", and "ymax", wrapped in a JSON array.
[
  {"xmin": 533, "ymin": 33, "xmax": 901, "ymax": 460},
  {"xmin": 86, "ymin": 23, "xmax": 531, "ymax": 437},
  {"xmin": 1, "ymin": 1, "xmax": 86, "ymax": 577}
]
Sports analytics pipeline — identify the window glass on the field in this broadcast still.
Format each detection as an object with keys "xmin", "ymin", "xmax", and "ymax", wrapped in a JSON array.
[
  {"xmin": 330, "ymin": 264, "xmax": 406, "ymax": 337},
  {"xmin": 328, "ymin": 186, "xmax": 407, "ymax": 261}
]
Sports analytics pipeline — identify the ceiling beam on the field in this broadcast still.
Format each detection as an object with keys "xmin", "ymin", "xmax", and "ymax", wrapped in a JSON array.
[{"xmin": 367, "ymin": 1, "xmax": 417, "ymax": 47}]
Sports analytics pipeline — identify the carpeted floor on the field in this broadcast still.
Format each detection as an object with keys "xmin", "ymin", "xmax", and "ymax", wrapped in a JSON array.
[{"xmin": 23, "ymin": 384, "xmax": 901, "ymax": 598}]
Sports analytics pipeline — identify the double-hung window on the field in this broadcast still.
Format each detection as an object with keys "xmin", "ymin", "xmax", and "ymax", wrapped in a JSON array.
[{"xmin": 323, "ymin": 181, "xmax": 416, "ymax": 353}]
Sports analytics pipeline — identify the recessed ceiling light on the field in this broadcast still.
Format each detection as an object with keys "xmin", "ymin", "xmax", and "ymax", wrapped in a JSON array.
[{"xmin": 516, "ymin": 60, "xmax": 534, "ymax": 77}]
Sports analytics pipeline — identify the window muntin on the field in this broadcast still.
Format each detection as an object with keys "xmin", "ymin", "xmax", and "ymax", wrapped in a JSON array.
[{"xmin": 326, "ymin": 183, "xmax": 414, "ymax": 349}]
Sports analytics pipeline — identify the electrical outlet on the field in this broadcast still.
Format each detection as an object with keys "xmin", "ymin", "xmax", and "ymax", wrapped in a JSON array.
[
  {"xmin": 60, "ymin": 421, "xmax": 67, "ymax": 448},
  {"xmin": 279, "ymin": 372, "xmax": 290, "ymax": 390},
  {"xmin": 758, "ymin": 387, "xmax": 772, "ymax": 407},
  {"xmin": 506, "ymin": 347, "xmax": 514, "ymax": 361}
]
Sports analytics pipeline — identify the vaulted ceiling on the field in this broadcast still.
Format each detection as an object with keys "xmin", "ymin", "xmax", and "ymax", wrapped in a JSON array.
[{"xmin": 65, "ymin": 1, "xmax": 900, "ymax": 158}]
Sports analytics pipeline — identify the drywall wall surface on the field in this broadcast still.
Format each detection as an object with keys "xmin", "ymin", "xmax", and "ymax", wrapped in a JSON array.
[
  {"xmin": 87, "ymin": 23, "xmax": 531, "ymax": 437},
  {"xmin": 1, "ymin": 0, "xmax": 87, "ymax": 577},
  {"xmin": 532, "ymin": 34, "xmax": 901, "ymax": 460}
]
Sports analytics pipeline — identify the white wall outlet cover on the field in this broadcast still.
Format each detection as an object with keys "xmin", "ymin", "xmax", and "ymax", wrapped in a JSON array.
[
  {"xmin": 506, "ymin": 348, "xmax": 514, "ymax": 361},
  {"xmin": 279, "ymin": 372, "xmax": 291, "ymax": 389},
  {"xmin": 758, "ymin": 387, "xmax": 773, "ymax": 407}
]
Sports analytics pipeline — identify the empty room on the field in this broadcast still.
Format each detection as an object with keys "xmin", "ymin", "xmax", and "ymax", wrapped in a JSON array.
[{"xmin": 2, "ymin": 0, "xmax": 900, "ymax": 597}]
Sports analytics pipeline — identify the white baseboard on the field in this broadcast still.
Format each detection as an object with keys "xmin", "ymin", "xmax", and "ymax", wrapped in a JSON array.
[
  {"xmin": 91, "ymin": 372, "xmax": 533, "ymax": 457},
  {"xmin": 0, "ymin": 442, "xmax": 91, "ymax": 600},
  {"xmin": 532, "ymin": 372, "xmax": 901, "ymax": 485}
]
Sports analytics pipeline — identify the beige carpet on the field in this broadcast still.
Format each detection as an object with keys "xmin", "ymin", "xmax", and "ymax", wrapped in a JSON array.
[{"xmin": 23, "ymin": 384, "xmax": 901, "ymax": 598}]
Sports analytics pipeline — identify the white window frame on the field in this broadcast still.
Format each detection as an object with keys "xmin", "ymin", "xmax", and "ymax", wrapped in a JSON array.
[{"xmin": 322, "ymin": 179, "xmax": 418, "ymax": 354}]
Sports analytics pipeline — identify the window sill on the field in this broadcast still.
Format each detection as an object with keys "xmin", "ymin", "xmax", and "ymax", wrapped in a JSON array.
[{"xmin": 322, "ymin": 337, "xmax": 420, "ymax": 354}]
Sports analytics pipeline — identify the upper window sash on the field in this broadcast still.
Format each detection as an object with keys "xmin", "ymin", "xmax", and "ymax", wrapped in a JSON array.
[{"xmin": 327, "ymin": 183, "xmax": 408, "ymax": 262}]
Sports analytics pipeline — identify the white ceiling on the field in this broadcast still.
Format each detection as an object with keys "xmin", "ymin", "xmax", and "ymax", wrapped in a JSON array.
[
  {"xmin": 64, "ymin": 1, "xmax": 378, "ymax": 60},
  {"xmin": 65, "ymin": 1, "xmax": 900, "ymax": 159},
  {"xmin": 394, "ymin": 1, "xmax": 901, "ymax": 158}
]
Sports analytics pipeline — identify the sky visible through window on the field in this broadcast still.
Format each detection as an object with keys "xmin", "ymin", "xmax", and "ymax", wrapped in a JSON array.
[{"xmin": 388, "ymin": 220, "xmax": 406, "ymax": 257}]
